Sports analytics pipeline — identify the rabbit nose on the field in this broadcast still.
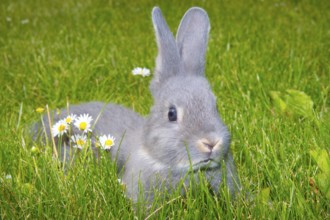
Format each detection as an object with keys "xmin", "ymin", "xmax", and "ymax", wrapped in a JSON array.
[
  {"xmin": 197, "ymin": 138, "xmax": 221, "ymax": 153},
  {"xmin": 202, "ymin": 141, "xmax": 214, "ymax": 151}
]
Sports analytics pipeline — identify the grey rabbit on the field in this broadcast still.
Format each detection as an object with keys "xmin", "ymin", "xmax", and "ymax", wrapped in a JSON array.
[{"xmin": 35, "ymin": 7, "xmax": 240, "ymax": 202}]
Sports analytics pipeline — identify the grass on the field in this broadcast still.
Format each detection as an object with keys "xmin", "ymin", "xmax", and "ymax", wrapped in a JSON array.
[{"xmin": 1, "ymin": 0, "xmax": 329, "ymax": 219}]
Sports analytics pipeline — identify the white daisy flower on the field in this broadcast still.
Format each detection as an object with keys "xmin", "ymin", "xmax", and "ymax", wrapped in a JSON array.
[
  {"xmin": 64, "ymin": 114, "xmax": 77, "ymax": 124},
  {"xmin": 51, "ymin": 119, "xmax": 68, "ymax": 137},
  {"xmin": 21, "ymin": 19, "xmax": 29, "ymax": 24},
  {"xmin": 5, "ymin": 174, "xmax": 12, "ymax": 180},
  {"xmin": 71, "ymin": 134, "xmax": 87, "ymax": 149},
  {"xmin": 99, "ymin": 134, "xmax": 115, "ymax": 150},
  {"xmin": 74, "ymin": 114, "xmax": 93, "ymax": 133},
  {"xmin": 132, "ymin": 67, "xmax": 150, "ymax": 77}
]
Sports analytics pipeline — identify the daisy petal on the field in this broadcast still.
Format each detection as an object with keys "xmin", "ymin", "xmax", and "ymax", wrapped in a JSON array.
[
  {"xmin": 71, "ymin": 134, "xmax": 87, "ymax": 150},
  {"xmin": 51, "ymin": 120, "xmax": 68, "ymax": 137},
  {"xmin": 74, "ymin": 114, "xmax": 93, "ymax": 133},
  {"xmin": 99, "ymin": 134, "xmax": 115, "ymax": 150}
]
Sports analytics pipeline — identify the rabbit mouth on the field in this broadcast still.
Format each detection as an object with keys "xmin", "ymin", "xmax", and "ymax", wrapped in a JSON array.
[{"xmin": 192, "ymin": 159, "xmax": 220, "ymax": 171}]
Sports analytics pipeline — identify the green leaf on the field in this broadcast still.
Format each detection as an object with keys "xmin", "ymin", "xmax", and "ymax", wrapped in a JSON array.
[
  {"xmin": 310, "ymin": 148, "xmax": 330, "ymax": 199},
  {"xmin": 310, "ymin": 148, "xmax": 330, "ymax": 174},
  {"xmin": 284, "ymin": 89, "xmax": 314, "ymax": 118},
  {"xmin": 270, "ymin": 91, "xmax": 287, "ymax": 113},
  {"xmin": 317, "ymin": 172, "xmax": 330, "ymax": 199},
  {"xmin": 261, "ymin": 187, "xmax": 270, "ymax": 203},
  {"xmin": 270, "ymin": 89, "xmax": 314, "ymax": 119}
]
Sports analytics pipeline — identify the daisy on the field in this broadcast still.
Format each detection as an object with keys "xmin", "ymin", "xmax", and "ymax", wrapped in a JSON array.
[
  {"xmin": 132, "ymin": 67, "xmax": 150, "ymax": 77},
  {"xmin": 64, "ymin": 114, "xmax": 77, "ymax": 124},
  {"xmin": 71, "ymin": 134, "xmax": 87, "ymax": 149},
  {"xmin": 51, "ymin": 119, "xmax": 68, "ymax": 137},
  {"xmin": 99, "ymin": 134, "xmax": 115, "ymax": 150},
  {"xmin": 35, "ymin": 107, "xmax": 44, "ymax": 113},
  {"xmin": 74, "ymin": 114, "xmax": 93, "ymax": 133},
  {"xmin": 5, "ymin": 174, "xmax": 12, "ymax": 180}
]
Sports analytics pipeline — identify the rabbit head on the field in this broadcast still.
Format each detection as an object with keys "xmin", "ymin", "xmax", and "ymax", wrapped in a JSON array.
[{"xmin": 141, "ymin": 7, "xmax": 231, "ymax": 173}]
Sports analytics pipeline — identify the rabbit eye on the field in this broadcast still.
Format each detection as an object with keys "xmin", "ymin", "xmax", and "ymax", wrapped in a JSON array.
[{"xmin": 168, "ymin": 106, "xmax": 177, "ymax": 122}]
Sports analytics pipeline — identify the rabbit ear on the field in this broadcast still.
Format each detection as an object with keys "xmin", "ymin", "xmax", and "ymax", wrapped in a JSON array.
[
  {"xmin": 151, "ymin": 7, "xmax": 181, "ymax": 90},
  {"xmin": 176, "ymin": 7, "xmax": 210, "ymax": 76}
]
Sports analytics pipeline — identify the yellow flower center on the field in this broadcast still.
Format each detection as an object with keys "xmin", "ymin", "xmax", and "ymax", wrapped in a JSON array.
[
  {"xmin": 79, "ymin": 122, "xmax": 87, "ymax": 130},
  {"xmin": 65, "ymin": 117, "xmax": 72, "ymax": 123},
  {"xmin": 105, "ymin": 139, "xmax": 113, "ymax": 146},
  {"xmin": 77, "ymin": 139, "xmax": 85, "ymax": 146},
  {"xmin": 58, "ymin": 124, "xmax": 66, "ymax": 132},
  {"xmin": 36, "ymin": 107, "xmax": 44, "ymax": 113}
]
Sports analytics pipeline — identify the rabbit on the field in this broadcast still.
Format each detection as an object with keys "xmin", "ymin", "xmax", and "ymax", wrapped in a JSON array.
[{"xmin": 35, "ymin": 7, "xmax": 240, "ymax": 202}]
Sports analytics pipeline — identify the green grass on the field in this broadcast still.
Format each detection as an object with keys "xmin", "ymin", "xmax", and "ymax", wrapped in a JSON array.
[{"xmin": 1, "ymin": 0, "xmax": 329, "ymax": 218}]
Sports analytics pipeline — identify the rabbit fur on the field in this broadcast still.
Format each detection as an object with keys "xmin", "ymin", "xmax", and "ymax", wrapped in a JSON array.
[{"xmin": 35, "ymin": 7, "xmax": 240, "ymax": 202}]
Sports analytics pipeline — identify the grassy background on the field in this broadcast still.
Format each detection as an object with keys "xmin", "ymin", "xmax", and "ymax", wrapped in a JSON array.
[{"xmin": 1, "ymin": 0, "xmax": 329, "ymax": 219}]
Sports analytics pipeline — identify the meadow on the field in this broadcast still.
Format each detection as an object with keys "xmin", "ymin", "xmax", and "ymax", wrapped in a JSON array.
[{"xmin": 0, "ymin": 0, "xmax": 329, "ymax": 219}]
